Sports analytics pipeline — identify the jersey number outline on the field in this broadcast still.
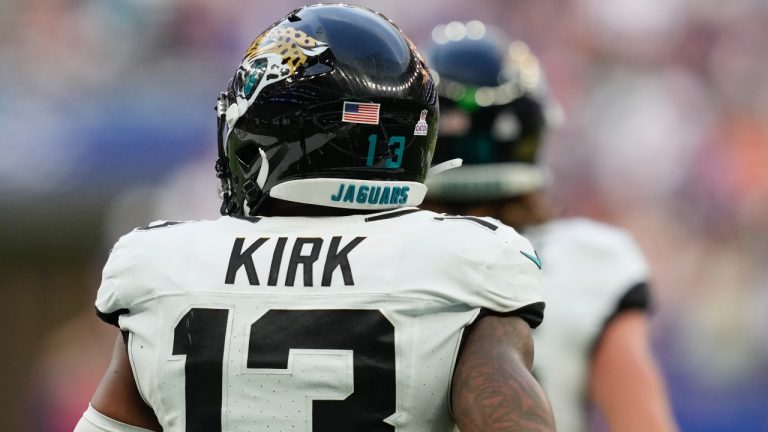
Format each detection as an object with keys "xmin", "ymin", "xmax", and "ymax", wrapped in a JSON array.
[{"xmin": 172, "ymin": 308, "xmax": 396, "ymax": 431}]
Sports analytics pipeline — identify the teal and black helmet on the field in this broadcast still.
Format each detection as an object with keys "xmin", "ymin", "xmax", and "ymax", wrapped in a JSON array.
[
  {"xmin": 215, "ymin": 4, "xmax": 439, "ymax": 215},
  {"xmin": 425, "ymin": 22, "xmax": 559, "ymax": 202}
]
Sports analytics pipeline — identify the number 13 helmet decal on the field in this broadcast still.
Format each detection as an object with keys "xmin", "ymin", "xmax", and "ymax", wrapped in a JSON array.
[{"xmin": 215, "ymin": 4, "xmax": 439, "ymax": 215}]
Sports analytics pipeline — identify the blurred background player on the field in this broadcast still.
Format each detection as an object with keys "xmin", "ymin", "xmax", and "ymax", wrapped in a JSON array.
[
  {"xmin": 423, "ymin": 23, "xmax": 679, "ymax": 432},
  {"xmin": 74, "ymin": 6, "xmax": 554, "ymax": 432}
]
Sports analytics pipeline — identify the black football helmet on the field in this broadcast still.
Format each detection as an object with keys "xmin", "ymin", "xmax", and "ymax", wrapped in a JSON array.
[
  {"xmin": 215, "ymin": 4, "xmax": 438, "ymax": 216},
  {"xmin": 424, "ymin": 22, "xmax": 558, "ymax": 202}
]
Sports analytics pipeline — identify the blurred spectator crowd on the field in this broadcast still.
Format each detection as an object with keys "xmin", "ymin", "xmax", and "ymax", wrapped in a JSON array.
[{"xmin": 2, "ymin": 0, "xmax": 767, "ymax": 430}]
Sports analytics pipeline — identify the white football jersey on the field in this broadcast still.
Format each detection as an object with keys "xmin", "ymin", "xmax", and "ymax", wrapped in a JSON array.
[
  {"xmin": 524, "ymin": 218, "xmax": 650, "ymax": 432},
  {"xmin": 95, "ymin": 208, "xmax": 543, "ymax": 432}
]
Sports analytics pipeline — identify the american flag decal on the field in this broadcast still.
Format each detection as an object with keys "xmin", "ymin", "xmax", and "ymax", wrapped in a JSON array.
[{"xmin": 342, "ymin": 101, "xmax": 380, "ymax": 125}]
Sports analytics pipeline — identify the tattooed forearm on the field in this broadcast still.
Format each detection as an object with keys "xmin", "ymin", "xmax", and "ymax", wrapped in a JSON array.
[{"xmin": 452, "ymin": 315, "xmax": 555, "ymax": 432}]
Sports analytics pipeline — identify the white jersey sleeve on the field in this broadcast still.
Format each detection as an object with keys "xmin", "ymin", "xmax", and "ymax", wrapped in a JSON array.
[
  {"xmin": 480, "ymin": 226, "xmax": 543, "ymax": 320},
  {"xmin": 95, "ymin": 230, "xmax": 144, "ymax": 327},
  {"xmin": 395, "ymin": 214, "xmax": 544, "ymax": 327},
  {"xmin": 582, "ymin": 222, "xmax": 649, "ymax": 301},
  {"xmin": 525, "ymin": 218, "xmax": 651, "ymax": 432},
  {"xmin": 95, "ymin": 221, "xmax": 192, "ymax": 327}
]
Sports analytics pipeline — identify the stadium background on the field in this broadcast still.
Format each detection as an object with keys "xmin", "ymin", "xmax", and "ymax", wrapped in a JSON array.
[{"xmin": 1, "ymin": 0, "xmax": 767, "ymax": 430}]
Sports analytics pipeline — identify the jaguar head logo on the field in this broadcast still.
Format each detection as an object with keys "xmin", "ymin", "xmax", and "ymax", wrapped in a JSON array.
[{"xmin": 226, "ymin": 26, "xmax": 329, "ymax": 127}]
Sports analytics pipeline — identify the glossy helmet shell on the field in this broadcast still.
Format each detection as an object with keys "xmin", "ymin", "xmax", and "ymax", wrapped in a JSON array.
[
  {"xmin": 425, "ymin": 23, "xmax": 555, "ymax": 202},
  {"xmin": 218, "ymin": 4, "xmax": 438, "ymax": 215}
]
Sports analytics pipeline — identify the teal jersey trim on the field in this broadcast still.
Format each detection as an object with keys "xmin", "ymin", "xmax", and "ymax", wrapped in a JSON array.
[{"xmin": 520, "ymin": 250, "xmax": 542, "ymax": 270}]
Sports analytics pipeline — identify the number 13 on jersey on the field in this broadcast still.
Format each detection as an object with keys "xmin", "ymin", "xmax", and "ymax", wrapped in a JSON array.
[{"xmin": 171, "ymin": 308, "xmax": 396, "ymax": 431}]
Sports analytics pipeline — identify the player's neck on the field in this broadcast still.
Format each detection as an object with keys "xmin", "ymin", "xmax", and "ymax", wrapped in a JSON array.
[{"xmin": 254, "ymin": 198, "xmax": 379, "ymax": 217}]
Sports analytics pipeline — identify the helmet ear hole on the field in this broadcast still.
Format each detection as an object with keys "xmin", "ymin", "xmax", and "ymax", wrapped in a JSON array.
[{"xmin": 235, "ymin": 144, "xmax": 260, "ymax": 171}]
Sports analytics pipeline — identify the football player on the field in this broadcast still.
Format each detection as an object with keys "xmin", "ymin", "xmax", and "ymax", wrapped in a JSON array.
[
  {"xmin": 74, "ymin": 6, "xmax": 555, "ymax": 432},
  {"xmin": 424, "ymin": 23, "xmax": 679, "ymax": 432}
]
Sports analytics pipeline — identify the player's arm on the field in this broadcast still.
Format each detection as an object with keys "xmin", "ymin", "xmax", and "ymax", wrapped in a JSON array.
[
  {"xmin": 74, "ymin": 335, "xmax": 162, "ymax": 432},
  {"xmin": 590, "ymin": 311, "xmax": 678, "ymax": 432},
  {"xmin": 452, "ymin": 314, "xmax": 556, "ymax": 432}
]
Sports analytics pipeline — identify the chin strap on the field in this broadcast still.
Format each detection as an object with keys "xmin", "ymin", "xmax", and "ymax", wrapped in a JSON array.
[{"xmin": 215, "ymin": 92, "xmax": 238, "ymax": 216}]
